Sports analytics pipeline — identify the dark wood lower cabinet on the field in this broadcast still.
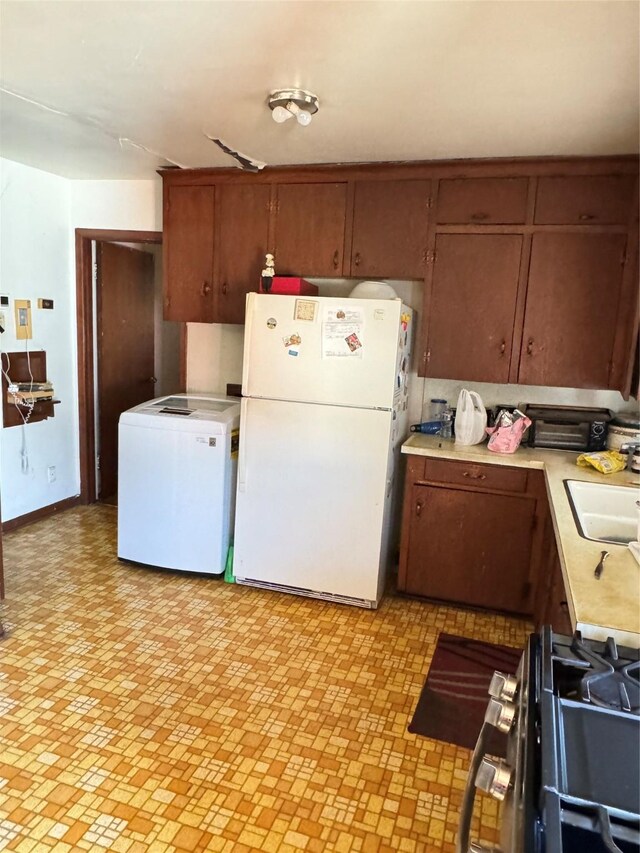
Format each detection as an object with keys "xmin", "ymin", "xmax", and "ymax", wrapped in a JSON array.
[
  {"xmin": 534, "ymin": 482, "xmax": 573, "ymax": 634},
  {"xmin": 398, "ymin": 457, "xmax": 540, "ymax": 615}
]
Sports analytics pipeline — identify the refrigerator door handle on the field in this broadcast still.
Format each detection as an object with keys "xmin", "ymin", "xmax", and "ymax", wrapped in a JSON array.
[
  {"xmin": 242, "ymin": 293, "xmax": 255, "ymax": 391},
  {"xmin": 238, "ymin": 421, "xmax": 248, "ymax": 493}
]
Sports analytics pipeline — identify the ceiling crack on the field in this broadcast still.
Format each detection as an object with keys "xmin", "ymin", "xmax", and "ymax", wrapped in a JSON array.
[{"xmin": 1, "ymin": 85, "xmax": 190, "ymax": 170}]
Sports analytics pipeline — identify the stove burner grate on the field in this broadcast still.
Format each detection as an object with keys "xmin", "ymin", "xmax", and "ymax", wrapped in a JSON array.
[{"xmin": 565, "ymin": 633, "xmax": 640, "ymax": 714}]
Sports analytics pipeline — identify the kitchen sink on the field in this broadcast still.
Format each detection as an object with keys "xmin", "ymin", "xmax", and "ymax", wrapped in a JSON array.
[{"xmin": 564, "ymin": 479, "xmax": 640, "ymax": 545}]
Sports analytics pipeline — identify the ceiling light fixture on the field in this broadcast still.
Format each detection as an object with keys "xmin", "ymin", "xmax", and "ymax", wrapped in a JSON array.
[{"xmin": 268, "ymin": 89, "xmax": 319, "ymax": 126}]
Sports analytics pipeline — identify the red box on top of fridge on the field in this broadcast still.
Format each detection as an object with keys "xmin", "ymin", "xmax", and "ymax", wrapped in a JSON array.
[{"xmin": 260, "ymin": 276, "xmax": 319, "ymax": 295}]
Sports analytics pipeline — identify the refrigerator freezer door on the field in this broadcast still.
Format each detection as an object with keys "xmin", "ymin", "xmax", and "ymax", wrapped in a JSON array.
[
  {"xmin": 243, "ymin": 293, "xmax": 412, "ymax": 409},
  {"xmin": 234, "ymin": 397, "xmax": 392, "ymax": 606}
]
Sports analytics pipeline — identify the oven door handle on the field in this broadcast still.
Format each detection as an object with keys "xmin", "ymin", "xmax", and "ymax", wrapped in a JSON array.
[
  {"xmin": 456, "ymin": 721, "xmax": 493, "ymax": 853},
  {"xmin": 597, "ymin": 806, "xmax": 625, "ymax": 853}
]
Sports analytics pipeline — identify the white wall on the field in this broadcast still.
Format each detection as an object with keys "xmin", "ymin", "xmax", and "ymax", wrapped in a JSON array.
[
  {"xmin": 0, "ymin": 159, "xmax": 160, "ymax": 522},
  {"xmin": 0, "ymin": 159, "xmax": 76, "ymax": 520}
]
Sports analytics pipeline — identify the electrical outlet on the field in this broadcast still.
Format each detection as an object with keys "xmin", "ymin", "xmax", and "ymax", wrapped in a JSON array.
[{"xmin": 47, "ymin": 466, "xmax": 56, "ymax": 484}]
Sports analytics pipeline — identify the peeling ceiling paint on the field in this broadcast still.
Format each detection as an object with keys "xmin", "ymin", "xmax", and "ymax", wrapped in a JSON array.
[{"xmin": 0, "ymin": 0, "xmax": 638, "ymax": 179}]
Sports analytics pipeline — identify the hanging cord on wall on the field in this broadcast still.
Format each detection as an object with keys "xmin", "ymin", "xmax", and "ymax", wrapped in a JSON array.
[
  {"xmin": 1, "ymin": 350, "xmax": 35, "ymax": 426},
  {"xmin": 0, "ymin": 348, "xmax": 33, "ymax": 474}
]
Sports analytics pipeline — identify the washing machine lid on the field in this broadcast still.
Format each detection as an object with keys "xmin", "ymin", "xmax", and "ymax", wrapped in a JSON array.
[
  {"xmin": 120, "ymin": 393, "xmax": 240, "ymax": 432},
  {"xmin": 150, "ymin": 395, "xmax": 234, "ymax": 415}
]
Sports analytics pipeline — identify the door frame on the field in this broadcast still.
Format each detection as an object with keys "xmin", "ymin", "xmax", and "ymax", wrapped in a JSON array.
[{"xmin": 75, "ymin": 228, "xmax": 186, "ymax": 504}]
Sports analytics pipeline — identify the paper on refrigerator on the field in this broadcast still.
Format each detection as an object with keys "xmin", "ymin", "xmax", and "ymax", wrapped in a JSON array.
[{"xmin": 322, "ymin": 307, "xmax": 365, "ymax": 358}]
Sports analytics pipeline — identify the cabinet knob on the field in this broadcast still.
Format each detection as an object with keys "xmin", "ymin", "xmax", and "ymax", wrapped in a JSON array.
[
  {"xmin": 463, "ymin": 471, "xmax": 486, "ymax": 480},
  {"xmin": 415, "ymin": 500, "xmax": 423, "ymax": 517},
  {"xmin": 222, "ymin": 282, "xmax": 228, "ymax": 295},
  {"xmin": 526, "ymin": 338, "xmax": 534, "ymax": 356},
  {"xmin": 201, "ymin": 281, "xmax": 212, "ymax": 297},
  {"xmin": 354, "ymin": 252, "xmax": 361, "ymax": 267},
  {"xmin": 470, "ymin": 211, "xmax": 489, "ymax": 221},
  {"xmin": 499, "ymin": 339, "xmax": 506, "ymax": 356},
  {"xmin": 333, "ymin": 250, "xmax": 340, "ymax": 269},
  {"xmin": 578, "ymin": 213, "xmax": 595, "ymax": 221}
]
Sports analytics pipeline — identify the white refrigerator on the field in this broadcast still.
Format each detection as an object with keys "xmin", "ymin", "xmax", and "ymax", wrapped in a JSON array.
[{"xmin": 234, "ymin": 293, "xmax": 414, "ymax": 608}]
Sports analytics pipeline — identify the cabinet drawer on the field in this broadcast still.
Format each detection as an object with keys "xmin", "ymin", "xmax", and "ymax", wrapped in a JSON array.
[
  {"xmin": 436, "ymin": 178, "xmax": 529, "ymax": 224},
  {"xmin": 534, "ymin": 175, "xmax": 636, "ymax": 224},
  {"xmin": 405, "ymin": 455, "xmax": 427, "ymax": 481},
  {"xmin": 423, "ymin": 458, "xmax": 528, "ymax": 492}
]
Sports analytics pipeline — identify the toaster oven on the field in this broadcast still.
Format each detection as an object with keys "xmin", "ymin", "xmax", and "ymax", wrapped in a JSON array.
[{"xmin": 520, "ymin": 405, "xmax": 612, "ymax": 451}]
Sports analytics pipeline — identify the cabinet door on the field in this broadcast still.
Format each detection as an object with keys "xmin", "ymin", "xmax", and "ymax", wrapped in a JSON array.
[
  {"xmin": 425, "ymin": 234, "xmax": 523, "ymax": 383},
  {"xmin": 163, "ymin": 185, "xmax": 215, "ymax": 322},
  {"xmin": 350, "ymin": 180, "xmax": 431, "ymax": 277},
  {"xmin": 518, "ymin": 232, "xmax": 627, "ymax": 388},
  {"xmin": 436, "ymin": 177, "xmax": 529, "ymax": 224},
  {"xmin": 273, "ymin": 183, "xmax": 347, "ymax": 276},
  {"xmin": 534, "ymin": 175, "xmax": 635, "ymax": 225},
  {"xmin": 404, "ymin": 484, "xmax": 535, "ymax": 614},
  {"xmin": 216, "ymin": 184, "xmax": 271, "ymax": 324}
]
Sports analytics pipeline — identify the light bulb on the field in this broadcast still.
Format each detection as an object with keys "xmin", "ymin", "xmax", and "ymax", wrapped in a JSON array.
[
  {"xmin": 295, "ymin": 109, "xmax": 312, "ymax": 126},
  {"xmin": 271, "ymin": 105, "xmax": 293, "ymax": 123},
  {"xmin": 284, "ymin": 101, "xmax": 313, "ymax": 127}
]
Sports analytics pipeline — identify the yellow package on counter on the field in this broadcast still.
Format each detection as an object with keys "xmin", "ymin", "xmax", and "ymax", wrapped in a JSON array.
[{"xmin": 576, "ymin": 450, "xmax": 626, "ymax": 474}]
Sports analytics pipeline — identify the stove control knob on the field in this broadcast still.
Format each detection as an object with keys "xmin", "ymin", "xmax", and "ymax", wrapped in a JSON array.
[
  {"xmin": 484, "ymin": 697, "xmax": 517, "ymax": 733},
  {"xmin": 475, "ymin": 757, "xmax": 512, "ymax": 801},
  {"xmin": 488, "ymin": 671, "xmax": 518, "ymax": 702}
]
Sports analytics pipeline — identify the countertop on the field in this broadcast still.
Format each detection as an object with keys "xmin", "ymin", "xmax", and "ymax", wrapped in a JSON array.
[{"xmin": 401, "ymin": 434, "xmax": 640, "ymax": 647}]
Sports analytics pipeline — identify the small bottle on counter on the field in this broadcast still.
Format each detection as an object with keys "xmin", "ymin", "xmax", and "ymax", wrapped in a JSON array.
[
  {"xmin": 439, "ymin": 407, "xmax": 453, "ymax": 439},
  {"xmin": 410, "ymin": 421, "xmax": 443, "ymax": 435}
]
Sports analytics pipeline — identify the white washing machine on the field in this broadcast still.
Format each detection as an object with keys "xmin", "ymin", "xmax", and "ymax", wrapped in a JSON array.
[{"xmin": 118, "ymin": 393, "xmax": 240, "ymax": 574}]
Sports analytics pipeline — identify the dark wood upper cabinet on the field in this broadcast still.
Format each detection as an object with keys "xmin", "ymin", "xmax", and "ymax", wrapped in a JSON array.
[
  {"xmin": 425, "ymin": 234, "xmax": 523, "ymax": 383},
  {"xmin": 534, "ymin": 175, "xmax": 636, "ymax": 225},
  {"xmin": 215, "ymin": 184, "xmax": 271, "ymax": 324},
  {"xmin": 518, "ymin": 232, "xmax": 627, "ymax": 389},
  {"xmin": 163, "ymin": 185, "xmax": 215, "ymax": 322},
  {"xmin": 160, "ymin": 158, "xmax": 637, "ymax": 393},
  {"xmin": 436, "ymin": 177, "xmax": 529, "ymax": 224},
  {"xmin": 272, "ymin": 183, "xmax": 347, "ymax": 276},
  {"xmin": 350, "ymin": 180, "xmax": 431, "ymax": 278}
]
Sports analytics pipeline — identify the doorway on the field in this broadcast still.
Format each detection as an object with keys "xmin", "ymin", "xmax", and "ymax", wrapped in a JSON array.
[
  {"xmin": 76, "ymin": 229, "xmax": 186, "ymax": 505},
  {"xmin": 96, "ymin": 243, "xmax": 155, "ymax": 502}
]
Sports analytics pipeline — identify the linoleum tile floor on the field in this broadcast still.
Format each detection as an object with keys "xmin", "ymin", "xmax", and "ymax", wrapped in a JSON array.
[{"xmin": 0, "ymin": 506, "xmax": 531, "ymax": 853}]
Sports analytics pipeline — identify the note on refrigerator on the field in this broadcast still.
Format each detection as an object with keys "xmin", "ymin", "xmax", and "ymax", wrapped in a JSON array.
[{"xmin": 322, "ymin": 307, "xmax": 365, "ymax": 358}]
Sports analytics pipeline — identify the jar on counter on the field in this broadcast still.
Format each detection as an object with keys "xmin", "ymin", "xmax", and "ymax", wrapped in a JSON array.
[{"xmin": 425, "ymin": 398, "xmax": 447, "ymax": 423}]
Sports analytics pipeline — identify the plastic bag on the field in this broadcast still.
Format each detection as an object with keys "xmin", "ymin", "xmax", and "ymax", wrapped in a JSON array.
[
  {"xmin": 576, "ymin": 451, "xmax": 626, "ymax": 474},
  {"xmin": 486, "ymin": 410, "xmax": 531, "ymax": 454},
  {"xmin": 454, "ymin": 389, "xmax": 487, "ymax": 446}
]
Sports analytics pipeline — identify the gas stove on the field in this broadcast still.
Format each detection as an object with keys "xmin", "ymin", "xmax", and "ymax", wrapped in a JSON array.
[
  {"xmin": 537, "ymin": 629, "xmax": 640, "ymax": 853},
  {"xmin": 457, "ymin": 627, "xmax": 640, "ymax": 853}
]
